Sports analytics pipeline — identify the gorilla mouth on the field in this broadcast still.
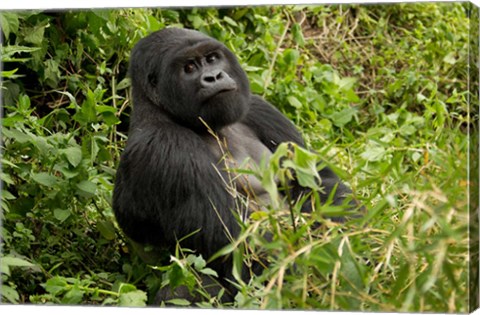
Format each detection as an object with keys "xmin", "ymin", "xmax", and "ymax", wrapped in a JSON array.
[
  {"xmin": 202, "ymin": 87, "xmax": 236, "ymax": 103},
  {"xmin": 214, "ymin": 87, "xmax": 236, "ymax": 96}
]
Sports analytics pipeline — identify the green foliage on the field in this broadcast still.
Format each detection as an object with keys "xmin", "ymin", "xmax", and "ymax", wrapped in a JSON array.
[
  {"xmin": 152, "ymin": 251, "xmax": 226, "ymax": 307},
  {"xmin": 0, "ymin": 3, "xmax": 473, "ymax": 312}
]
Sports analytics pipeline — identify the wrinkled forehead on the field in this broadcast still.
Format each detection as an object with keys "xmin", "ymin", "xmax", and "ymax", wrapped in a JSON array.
[
  {"xmin": 177, "ymin": 40, "xmax": 224, "ymax": 59},
  {"xmin": 160, "ymin": 33, "xmax": 225, "ymax": 58}
]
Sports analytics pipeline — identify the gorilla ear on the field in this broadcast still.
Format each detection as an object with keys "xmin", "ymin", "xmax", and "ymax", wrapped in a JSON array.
[
  {"xmin": 146, "ymin": 72, "xmax": 161, "ymax": 106},
  {"xmin": 148, "ymin": 72, "xmax": 158, "ymax": 87}
]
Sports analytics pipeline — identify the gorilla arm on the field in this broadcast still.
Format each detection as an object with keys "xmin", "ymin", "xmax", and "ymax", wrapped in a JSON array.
[
  {"xmin": 112, "ymin": 122, "xmax": 240, "ymax": 260},
  {"xmin": 243, "ymin": 95, "xmax": 305, "ymax": 150},
  {"xmin": 242, "ymin": 95, "xmax": 357, "ymax": 214}
]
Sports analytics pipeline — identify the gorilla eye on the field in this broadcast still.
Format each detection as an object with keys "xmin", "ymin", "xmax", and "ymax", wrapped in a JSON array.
[
  {"xmin": 206, "ymin": 52, "xmax": 220, "ymax": 64},
  {"xmin": 184, "ymin": 61, "xmax": 196, "ymax": 74}
]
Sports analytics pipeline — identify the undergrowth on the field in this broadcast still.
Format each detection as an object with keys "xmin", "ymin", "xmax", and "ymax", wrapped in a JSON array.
[{"xmin": 1, "ymin": 3, "xmax": 477, "ymax": 312}]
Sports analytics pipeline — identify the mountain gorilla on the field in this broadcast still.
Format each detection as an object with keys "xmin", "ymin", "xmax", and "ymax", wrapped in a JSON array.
[{"xmin": 113, "ymin": 27, "xmax": 360, "ymax": 304}]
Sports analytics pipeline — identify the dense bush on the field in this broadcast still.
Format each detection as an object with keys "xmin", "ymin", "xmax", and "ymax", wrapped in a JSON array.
[{"xmin": 1, "ymin": 3, "xmax": 477, "ymax": 312}]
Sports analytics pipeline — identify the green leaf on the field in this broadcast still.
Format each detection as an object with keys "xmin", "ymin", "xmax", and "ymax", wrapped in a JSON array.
[
  {"xmin": 1, "ymin": 68, "xmax": 21, "ymax": 79},
  {"xmin": 0, "ymin": 285, "xmax": 20, "ymax": 304},
  {"xmin": 189, "ymin": 15, "xmax": 205, "ymax": 29},
  {"xmin": 45, "ymin": 277, "xmax": 68, "ymax": 295},
  {"xmin": 310, "ymin": 246, "xmax": 336, "ymax": 275},
  {"xmin": 287, "ymin": 95, "xmax": 303, "ymax": 109},
  {"xmin": 283, "ymin": 48, "xmax": 300, "ymax": 66},
  {"xmin": 55, "ymin": 163, "xmax": 79, "ymax": 179},
  {"xmin": 1, "ymin": 45, "xmax": 40, "ymax": 61},
  {"xmin": 399, "ymin": 124, "xmax": 416, "ymax": 136},
  {"xmin": 338, "ymin": 77, "xmax": 357, "ymax": 91},
  {"xmin": 2, "ymin": 128, "xmax": 32, "ymax": 143},
  {"xmin": 199, "ymin": 268, "xmax": 218, "ymax": 277},
  {"xmin": 31, "ymin": 172, "xmax": 58, "ymax": 187},
  {"xmin": 74, "ymin": 89, "xmax": 97, "ymax": 124},
  {"xmin": 339, "ymin": 246, "xmax": 365, "ymax": 309},
  {"xmin": 92, "ymin": 9, "xmax": 110, "ymax": 20},
  {"xmin": 280, "ymin": 145, "xmax": 322, "ymax": 190},
  {"xmin": 416, "ymin": 93, "xmax": 427, "ymax": 103},
  {"xmin": 360, "ymin": 144, "xmax": 386, "ymax": 162},
  {"xmin": 250, "ymin": 210, "xmax": 268, "ymax": 221},
  {"xmin": 223, "ymin": 16, "xmax": 238, "ymax": 27},
  {"xmin": 62, "ymin": 285, "xmax": 84, "ymax": 304},
  {"xmin": 2, "ymin": 189, "xmax": 16, "ymax": 200},
  {"xmin": 232, "ymin": 244, "xmax": 244, "ymax": 282},
  {"xmin": 118, "ymin": 283, "xmax": 137, "ymax": 294},
  {"xmin": 208, "ymin": 242, "xmax": 236, "ymax": 263},
  {"xmin": 165, "ymin": 298, "xmax": 191, "ymax": 306},
  {"xmin": 250, "ymin": 74, "xmax": 265, "ymax": 94},
  {"xmin": 292, "ymin": 23, "xmax": 305, "ymax": 46},
  {"xmin": 24, "ymin": 24, "xmax": 48, "ymax": 45},
  {"xmin": 442, "ymin": 52, "xmax": 456, "ymax": 65},
  {"xmin": 118, "ymin": 290, "xmax": 147, "ymax": 306},
  {"xmin": 391, "ymin": 262, "xmax": 410, "ymax": 296},
  {"xmin": 32, "ymin": 134, "xmax": 52, "ymax": 155},
  {"xmin": 0, "ymin": 12, "xmax": 19, "ymax": 39},
  {"xmin": 57, "ymin": 91, "xmax": 78, "ymax": 107},
  {"xmin": 101, "ymin": 111, "xmax": 121, "ymax": 126},
  {"xmin": 83, "ymin": 89, "xmax": 98, "ymax": 121},
  {"xmin": 44, "ymin": 59, "xmax": 61, "ymax": 87},
  {"xmin": 54, "ymin": 209, "xmax": 71, "ymax": 222},
  {"xmin": 328, "ymin": 107, "xmax": 356, "ymax": 127},
  {"xmin": 147, "ymin": 16, "xmax": 163, "ymax": 32},
  {"xmin": 191, "ymin": 254, "xmax": 206, "ymax": 271},
  {"xmin": 76, "ymin": 180, "xmax": 96, "ymax": 198},
  {"xmin": 116, "ymin": 78, "xmax": 131, "ymax": 90},
  {"xmin": 61, "ymin": 147, "xmax": 83, "ymax": 167},
  {"xmin": 1, "ymin": 256, "xmax": 34, "ymax": 276},
  {"xmin": 361, "ymin": 199, "xmax": 389, "ymax": 224},
  {"xmin": 97, "ymin": 220, "xmax": 116, "ymax": 240}
]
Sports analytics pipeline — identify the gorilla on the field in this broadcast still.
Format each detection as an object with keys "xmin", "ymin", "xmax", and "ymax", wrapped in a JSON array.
[{"xmin": 113, "ymin": 27, "xmax": 360, "ymax": 304}]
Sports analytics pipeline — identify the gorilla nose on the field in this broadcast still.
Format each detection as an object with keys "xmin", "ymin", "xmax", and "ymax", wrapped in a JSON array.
[{"xmin": 201, "ymin": 70, "xmax": 225, "ymax": 86}]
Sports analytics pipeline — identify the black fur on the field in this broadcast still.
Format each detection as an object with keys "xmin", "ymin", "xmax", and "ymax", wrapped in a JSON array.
[{"xmin": 113, "ymin": 28, "xmax": 358, "ymax": 303}]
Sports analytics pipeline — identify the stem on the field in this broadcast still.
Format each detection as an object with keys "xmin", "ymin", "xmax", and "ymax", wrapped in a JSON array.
[
  {"xmin": 283, "ymin": 180, "xmax": 297, "ymax": 234},
  {"xmin": 262, "ymin": 11, "xmax": 291, "ymax": 96}
]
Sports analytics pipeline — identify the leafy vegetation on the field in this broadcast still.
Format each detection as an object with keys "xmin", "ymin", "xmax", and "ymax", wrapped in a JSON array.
[{"xmin": 1, "ymin": 3, "xmax": 477, "ymax": 312}]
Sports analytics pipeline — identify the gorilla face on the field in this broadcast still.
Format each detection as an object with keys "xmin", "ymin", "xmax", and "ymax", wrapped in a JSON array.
[{"xmin": 130, "ymin": 28, "xmax": 251, "ymax": 131}]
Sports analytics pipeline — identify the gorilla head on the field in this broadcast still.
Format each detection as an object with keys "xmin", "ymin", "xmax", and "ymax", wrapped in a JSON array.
[{"xmin": 129, "ymin": 28, "xmax": 251, "ymax": 131}]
